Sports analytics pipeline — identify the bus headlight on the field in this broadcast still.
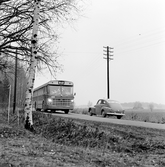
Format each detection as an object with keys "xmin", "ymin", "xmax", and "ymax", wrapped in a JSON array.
[
  {"xmin": 47, "ymin": 98, "xmax": 53, "ymax": 103},
  {"xmin": 71, "ymin": 99, "xmax": 74, "ymax": 103}
]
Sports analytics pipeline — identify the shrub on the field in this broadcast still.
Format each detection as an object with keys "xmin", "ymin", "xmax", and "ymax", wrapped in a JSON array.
[
  {"xmin": 161, "ymin": 117, "xmax": 165, "ymax": 124},
  {"xmin": 32, "ymin": 112, "xmax": 160, "ymax": 153},
  {"xmin": 81, "ymin": 109, "xmax": 88, "ymax": 115},
  {"xmin": 33, "ymin": 112, "xmax": 124, "ymax": 151},
  {"xmin": 71, "ymin": 108, "xmax": 80, "ymax": 114}
]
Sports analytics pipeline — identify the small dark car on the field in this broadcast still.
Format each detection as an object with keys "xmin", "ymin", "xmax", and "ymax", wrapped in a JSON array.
[{"xmin": 88, "ymin": 99, "xmax": 125, "ymax": 119}]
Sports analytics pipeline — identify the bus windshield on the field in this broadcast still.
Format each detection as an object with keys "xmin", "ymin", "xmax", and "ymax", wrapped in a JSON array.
[
  {"xmin": 61, "ymin": 86, "xmax": 73, "ymax": 96},
  {"xmin": 48, "ymin": 86, "xmax": 61, "ymax": 95},
  {"xmin": 48, "ymin": 85, "xmax": 73, "ymax": 96}
]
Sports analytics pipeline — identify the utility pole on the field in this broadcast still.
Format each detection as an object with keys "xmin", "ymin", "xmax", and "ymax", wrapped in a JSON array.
[
  {"xmin": 13, "ymin": 49, "xmax": 18, "ymax": 114},
  {"xmin": 8, "ymin": 84, "xmax": 11, "ymax": 124},
  {"xmin": 103, "ymin": 46, "xmax": 114, "ymax": 99}
]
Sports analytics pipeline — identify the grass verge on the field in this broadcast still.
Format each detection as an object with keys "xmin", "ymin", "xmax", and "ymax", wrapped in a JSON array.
[{"xmin": 0, "ymin": 110, "xmax": 165, "ymax": 167}]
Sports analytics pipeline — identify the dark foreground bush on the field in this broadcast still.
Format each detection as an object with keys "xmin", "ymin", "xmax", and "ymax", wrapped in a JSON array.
[
  {"xmin": 34, "ymin": 113, "xmax": 107, "ymax": 148},
  {"xmin": 32, "ymin": 112, "xmax": 165, "ymax": 154},
  {"xmin": 33, "ymin": 112, "xmax": 125, "ymax": 150}
]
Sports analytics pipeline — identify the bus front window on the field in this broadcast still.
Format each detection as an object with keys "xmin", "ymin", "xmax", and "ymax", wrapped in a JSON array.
[
  {"xmin": 48, "ymin": 86, "xmax": 61, "ymax": 95},
  {"xmin": 61, "ymin": 86, "xmax": 73, "ymax": 96}
]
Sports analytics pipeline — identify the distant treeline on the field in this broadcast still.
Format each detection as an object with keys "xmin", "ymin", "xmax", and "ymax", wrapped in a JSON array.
[
  {"xmin": 121, "ymin": 102, "xmax": 165, "ymax": 109},
  {"xmin": 76, "ymin": 101, "xmax": 165, "ymax": 110}
]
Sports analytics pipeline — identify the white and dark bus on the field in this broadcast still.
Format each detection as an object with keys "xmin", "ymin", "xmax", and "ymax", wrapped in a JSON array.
[{"xmin": 33, "ymin": 80, "xmax": 75, "ymax": 114}]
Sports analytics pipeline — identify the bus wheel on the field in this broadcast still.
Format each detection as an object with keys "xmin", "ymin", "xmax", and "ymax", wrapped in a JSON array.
[
  {"xmin": 34, "ymin": 102, "xmax": 37, "ymax": 111},
  {"xmin": 52, "ymin": 110, "xmax": 56, "ymax": 113},
  {"xmin": 64, "ymin": 110, "xmax": 69, "ymax": 114},
  {"xmin": 41, "ymin": 102, "xmax": 45, "ymax": 112}
]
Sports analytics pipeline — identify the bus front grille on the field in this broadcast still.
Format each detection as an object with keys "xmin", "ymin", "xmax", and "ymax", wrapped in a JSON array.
[{"xmin": 53, "ymin": 99, "xmax": 71, "ymax": 106}]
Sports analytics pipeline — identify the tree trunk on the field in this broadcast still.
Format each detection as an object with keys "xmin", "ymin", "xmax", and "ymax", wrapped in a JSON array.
[{"xmin": 24, "ymin": 0, "xmax": 40, "ymax": 131}]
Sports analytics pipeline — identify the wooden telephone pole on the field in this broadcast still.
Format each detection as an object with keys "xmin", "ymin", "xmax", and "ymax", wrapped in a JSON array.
[
  {"xmin": 13, "ymin": 49, "xmax": 17, "ymax": 114},
  {"xmin": 103, "ymin": 46, "xmax": 114, "ymax": 99}
]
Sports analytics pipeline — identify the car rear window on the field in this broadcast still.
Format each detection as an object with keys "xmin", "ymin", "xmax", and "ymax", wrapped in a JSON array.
[{"xmin": 109, "ymin": 102, "xmax": 123, "ymax": 110}]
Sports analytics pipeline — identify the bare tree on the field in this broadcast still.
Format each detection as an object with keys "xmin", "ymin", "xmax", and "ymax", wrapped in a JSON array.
[
  {"xmin": 0, "ymin": 74, "xmax": 10, "ymax": 109},
  {"xmin": 87, "ymin": 101, "xmax": 93, "ymax": 107},
  {"xmin": 133, "ymin": 101, "xmax": 143, "ymax": 110},
  {"xmin": 0, "ymin": 0, "xmax": 81, "ymax": 74},
  {"xmin": 149, "ymin": 103, "xmax": 154, "ymax": 112},
  {"xmin": 0, "ymin": 0, "xmax": 82, "ymax": 130}
]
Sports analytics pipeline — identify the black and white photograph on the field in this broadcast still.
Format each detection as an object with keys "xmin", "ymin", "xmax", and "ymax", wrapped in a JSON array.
[{"xmin": 0, "ymin": 0, "xmax": 165, "ymax": 166}]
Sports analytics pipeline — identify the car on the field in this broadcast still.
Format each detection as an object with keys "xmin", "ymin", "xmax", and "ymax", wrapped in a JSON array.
[{"xmin": 88, "ymin": 99, "xmax": 125, "ymax": 119}]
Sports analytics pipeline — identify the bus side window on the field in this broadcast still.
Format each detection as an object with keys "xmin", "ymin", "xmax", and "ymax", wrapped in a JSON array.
[
  {"xmin": 38, "ymin": 89, "xmax": 40, "ymax": 96},
  {"xmin": 41, "ymin": 88, "xmax": 43, "ymax": 95},
  {"xmin": 45, "ymin": 86, "xmax": 48, "ymax": 94},
  {"xmin": 33, "ymin": 91, "xmax": 37, "ymax": 97},
  {"xmin": 44, "ymin": 87, "xmax": 47, "ymax": 94},
  {"xmin": 38, "ymin": 88, "xmax": 43, "ymax": 96}
]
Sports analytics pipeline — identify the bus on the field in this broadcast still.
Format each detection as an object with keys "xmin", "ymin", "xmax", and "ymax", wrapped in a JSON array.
[{"xmin": 33, "ymin": 80, "xmax": 75, "ymax": 114}]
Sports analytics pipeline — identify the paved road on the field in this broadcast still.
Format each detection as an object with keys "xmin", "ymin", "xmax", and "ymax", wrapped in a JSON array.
[{"xmin": 52, "ymin": 111, "xmax": 165, "ymax": 130}]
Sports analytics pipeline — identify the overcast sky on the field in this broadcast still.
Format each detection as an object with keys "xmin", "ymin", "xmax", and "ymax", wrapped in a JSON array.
[{"xmin": 34, "ymin": 0, "xmax": 165, "ymax": 106}]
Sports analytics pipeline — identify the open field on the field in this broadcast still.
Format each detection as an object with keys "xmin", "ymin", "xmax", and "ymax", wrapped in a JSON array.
[
  {"xmin": 123, "ymin": 109, "xmax": 165, "ymax": 124},
  {"xmin": 72, "ymin": 107, "xmax": 165, "ymax": 124},
  {"xmin": 0, "ymin": 110, "xmax": 165, "ymax": 166}
]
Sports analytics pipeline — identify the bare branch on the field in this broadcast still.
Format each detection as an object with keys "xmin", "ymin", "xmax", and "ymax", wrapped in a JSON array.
[{"xmin": 0, "ymin": 0, "xmax": 81, "ymax": 73}]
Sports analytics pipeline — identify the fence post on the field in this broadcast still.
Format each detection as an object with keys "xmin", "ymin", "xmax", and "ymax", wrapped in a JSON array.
[{"xmin": 8, "ymin": 85, "xmax": 11, "ymax": 124}]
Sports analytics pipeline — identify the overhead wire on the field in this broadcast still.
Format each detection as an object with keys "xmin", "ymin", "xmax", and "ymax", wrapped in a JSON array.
[
  {"xmin": 115, "ymin": 40, "xmax": 165, "ymax": 55},
  {"xmin": 60, "ymin": 27, "xmax": 165, "ymax": 57},
  {"xmin": 115, "ymin": 27, "xmax": 165, "ymax": 47},
  {"xmin": 114, "ymin": 28, "xmax": 165, "ymax": 54}
]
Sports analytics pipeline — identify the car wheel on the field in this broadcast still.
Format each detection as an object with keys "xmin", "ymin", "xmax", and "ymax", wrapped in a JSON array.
[
  {"xmin": 101, "ymin": 110, "xmax": 106, "ymax": 118},
  {"xmin": 89, "ymin": 109, "xmax": 93, "ymax": 116},
  {"xmin": 117, "ymin": 115, "xmax": 122, "ymax": 119}
]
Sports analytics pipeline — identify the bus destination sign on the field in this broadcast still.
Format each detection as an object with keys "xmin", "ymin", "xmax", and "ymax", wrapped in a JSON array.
[{"xmin": 58, "ymin": 81, "xmax": 65, "ymax": 85}]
